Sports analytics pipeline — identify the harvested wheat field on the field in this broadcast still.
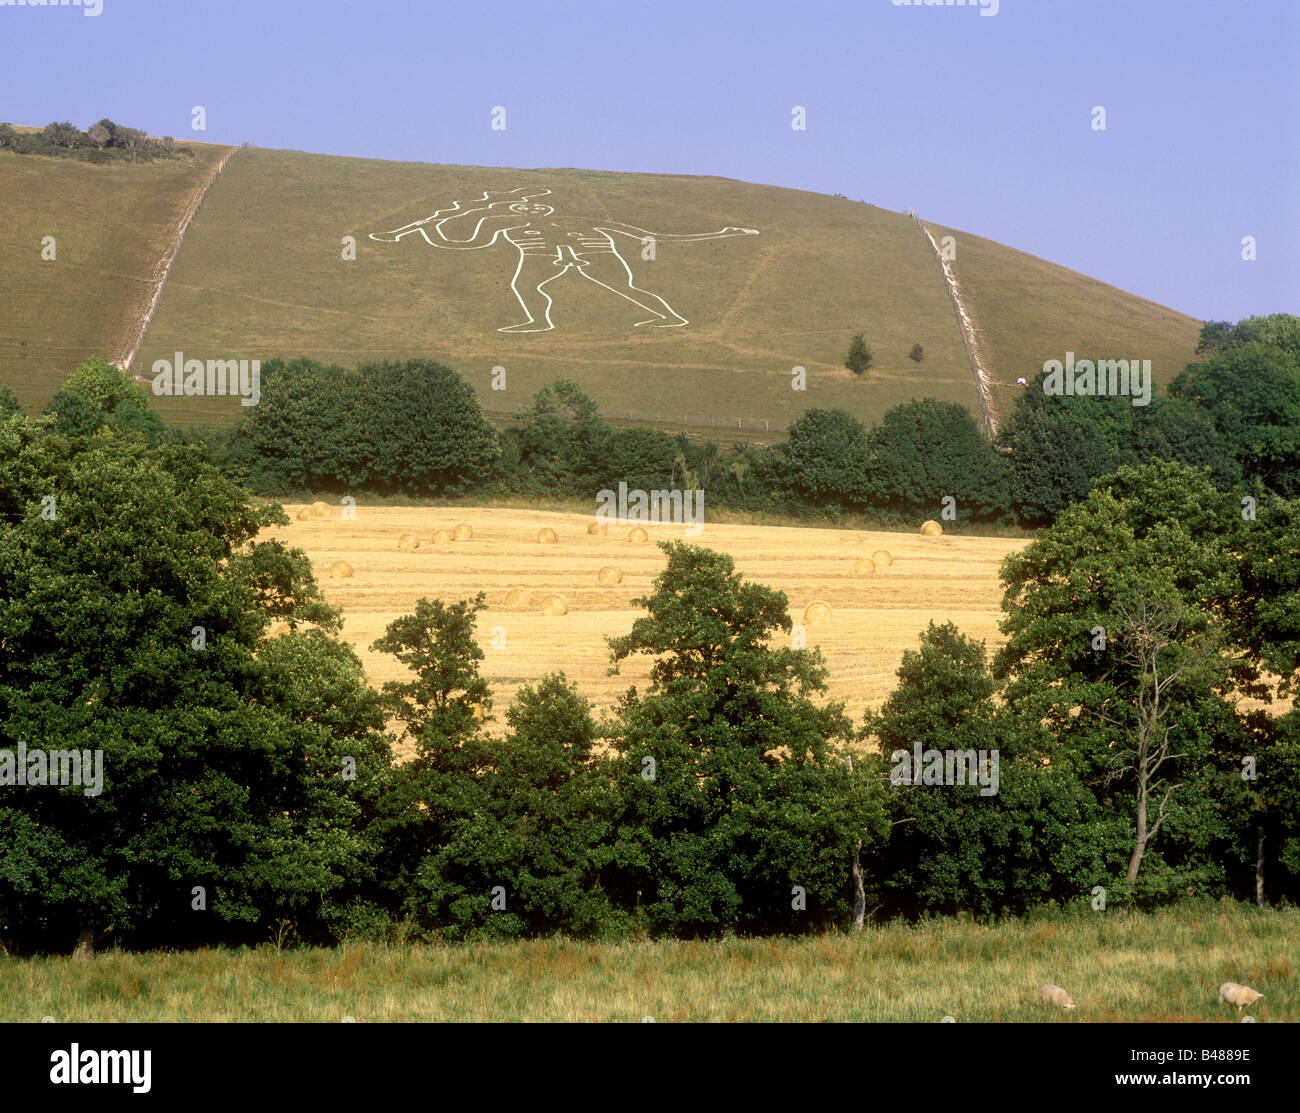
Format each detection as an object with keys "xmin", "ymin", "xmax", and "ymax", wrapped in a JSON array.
[{"xmin": 269, "ymin": 506, "xmax": 1027, "ymax": 727}]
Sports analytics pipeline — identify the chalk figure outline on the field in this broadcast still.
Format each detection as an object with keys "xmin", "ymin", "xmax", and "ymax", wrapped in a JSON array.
[{"xmin": 370, "ymin": 187, "xmax": 759, "ymax": 332}]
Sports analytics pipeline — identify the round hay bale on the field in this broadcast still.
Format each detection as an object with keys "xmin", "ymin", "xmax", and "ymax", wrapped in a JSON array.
[
  {"xmin": 628, "ymin": 526, "xmax": 649, "ymax": 543},
  {"xmin": 504, "ymin": 588, "xmax": 531, "ymax": 608},
  {"xmin": 597, "ymin": 566, "xmax": 623, "ymax": 585},
  {"xmin": 453, "ymin": 522, "xmax": 473, "ymax": 541},
  {"xmin": 540, "ymin": 593, "xmax": 569, "ymax": 616},
  {"xmin": 329, "ymin": 560, "xmax": 353, "ymax": 579},
  {"xmin": 430, "ymin": 529, "xmax": 452, "ymax": 546},
  {"xmin": 587, "ymin": 521, "xmax": 609, "ymax": 536},
  {"xmin": 397, "ymin": 532, "xmax": 420, "ymax": 551},
  {"xmin": 803, "ymin": 601, "xmax": 832, "ymax": 625},
  {"xmin": 296, "ymin": 507, "xmax": 312, "ymax": 522},
  {"xmin": 853, "ymin": 558, "xmax": 876, "ymax": 576},
  {"xmin": 920, "ymin": 520, "xmax": 943, "ymax": 537},
  {"xmin": 537, "ymin": 527, "xmax": 558, "ymax": 545},
  {"xmin": 310, "ymin": 501, "xmax": 330, "ymax": 520},
  {"xmin": 873, "ymin": 550, "xmax": 893, "ymax": 567}
]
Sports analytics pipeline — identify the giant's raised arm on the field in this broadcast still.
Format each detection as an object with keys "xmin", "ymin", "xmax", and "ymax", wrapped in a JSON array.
[{"xmin": 593, "ymin": 220, "xmax": 759, "ymax": 242}]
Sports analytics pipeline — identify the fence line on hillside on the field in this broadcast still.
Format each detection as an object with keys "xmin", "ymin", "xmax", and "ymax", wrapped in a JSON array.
[
  {"xmin": 118, "ymin": 142, "xmax": 252, "ymax": 374},
  {"xmin": 482, "ymin": 397, "xmax": 787, "ymax": 433},
  {"xmin": 910, "ymin": 212, "xmax": 998, "ymax": 439}
]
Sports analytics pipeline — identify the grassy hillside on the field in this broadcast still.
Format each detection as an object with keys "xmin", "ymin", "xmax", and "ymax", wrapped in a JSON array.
[
  {"xmin": 0, "ymin": 142, "xmax": 232, "ymax": 410},
  {"xmin": 4, "ymin": 904, "xmax": 1291, "ymax": 1021},
  {"xmin": 1, "ymin": 142, "xmax": 1204, "ymax": 433},
  {"xmin": 140, "ymin": 148, "xmax": 979, "ymax": 429},
  {"xmin": 925, "ymin": 218, "xmax": 1206, "ymax": 423}
]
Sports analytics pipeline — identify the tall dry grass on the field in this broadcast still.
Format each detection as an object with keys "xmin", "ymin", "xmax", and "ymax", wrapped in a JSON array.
[{"xmin": 3, "ymin": 903, "xmax": 1292, "ymax": 1022}]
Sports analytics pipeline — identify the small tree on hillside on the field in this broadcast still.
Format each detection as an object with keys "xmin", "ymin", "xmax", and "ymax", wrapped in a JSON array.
[{"xmin": 845, "ymin": 333, "xmax": 873, "ymax": 375}]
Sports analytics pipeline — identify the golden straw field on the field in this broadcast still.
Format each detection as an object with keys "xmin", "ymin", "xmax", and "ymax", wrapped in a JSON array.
[{"xmin": 264, "ymin": 506, "xmax": 1028, "ymax": 727}]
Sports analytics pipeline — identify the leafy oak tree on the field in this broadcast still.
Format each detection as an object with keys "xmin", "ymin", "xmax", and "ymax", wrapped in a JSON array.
[
  {"xmin": 42, "ymin": 357, "xmax": 164, "ymax": 445},
  {"xmin": 784, "ymin": 407, "xmax": 873, "ymax": 510},
  {"xmin": 0, "ymin": 423, "xmax": 394, "ymax": 953},
  {"xmin": 994, "ymin": 461, "xmax": 1290, "ymax": 904},
  {"xmin": 863, "ymin": 622, "xmax": 1099, "ymax": 918},
  {"xmin": 869, "ymin": 398, "xmax": 1009, "ymax": 522},
  {"xmin": 605, "ymin": 542, "xmax": 886, "ymax": 936},
  {"xmin": 234, "ymin": 357, "xmax": 369, "ymax": 493},
  {"xmin": 411, "ymin": 674, "xmax": 625, "ymax": 939},
  {"xmin": 510, "ymin": 379, "xmax": 611, "ymax": 496},
  {"xmin": 358, "ymin": 360, "xmax": 500, "ymax": 496},
  {"xmin": 1169, "ymin": 341, "xmax": 1300, "ymax": 497}
]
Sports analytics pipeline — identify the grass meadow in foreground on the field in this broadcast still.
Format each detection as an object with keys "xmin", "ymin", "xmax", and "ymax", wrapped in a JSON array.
[{"xmin": 3, "ymin": 904, "xmax": 1294, "ymax": 1023}]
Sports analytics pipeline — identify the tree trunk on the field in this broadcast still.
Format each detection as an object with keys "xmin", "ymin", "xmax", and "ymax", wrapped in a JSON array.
[
  {"xmin": 1126, "ymin": 777, "xmax": 1148, "ymax": 883},
  {"xmin": 851, "ymin": 840, "xmax": 865, "ymax": 932},
  {"xmin": 845, "ymin": 753, "xmax": 865, "ymax": 931},
  {"xmin": 1255, "ymin": 826, "xmax": 1266, "ymax": 908},
  {"xmin": 71, "ymin": 925, "xmax": 95, "ymax": 962}
]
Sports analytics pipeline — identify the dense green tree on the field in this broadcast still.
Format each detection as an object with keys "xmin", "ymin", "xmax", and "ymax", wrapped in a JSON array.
[
  {"xmin": 1131, "ymin": 395, "xmax": 1236, "ymax": 488},
  {"xmin": 996, "ymin": 375, "xmax": 1125, "ymax": 525},
  {"xmin": 41, "ymin": 357, "xmax": 164, "ymax": 445},
  {"xmin": 863, "ymin": 622, "xmax": 1098, "ymax": 917},
  {"xmin": 1169, "ymin": 341, "xmax": 1300, "ymax": 497},
  {"xmin": 869, "ymin": 398, "xmax": 1008, "ymax": 521},
  {"xmin": 595, "ymin": 427, "xmax": 678, "ymax": 492},
  {"xmin": 41, "ymin": 391, "xmax": 104, "ymax": 439},
  {"xmin": 0, "ymin": 425, "xmax": 394, "ymax": 953},
  {"xmin": 1262, "ymin": 709, "xmax": 1300, "ymax": 903},
  {"xmin": 370, "ymin": 594, "xmax": 493, "ymax": 914},
  {"xmin": 512, "ymin": 379, "xmax": 611, "ymax": 495},
  {"xmin": 234, "ymin": 357, "xmax": 369, "ymax": 493},
  {"xmin": 358, "ymin": 360, "xmax": 499, "ymax": 495},
  {"xmin": 605, "ymin": 542, "xmax": 886, "ymax": 935},
  {"xmin": 784, "ymin": 407, "xmax": 873, "ymax": 509},
  {"xmin": 410, "ymin": 675, "xmax": 625, "ymax": 939},
  {"xmin": 994, "ymin": 461, "xmax": 1289, "ymax": 904},
  {"xmin": 42, "ymin": 121, "xmax": 83, "ymax": 149},
  {"xmin": 1195, "ymin": 314, "xmax": 1300, "ymax": 363}
]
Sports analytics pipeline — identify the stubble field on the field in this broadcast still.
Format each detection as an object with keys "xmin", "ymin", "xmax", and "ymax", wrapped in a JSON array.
[{"xmin": 263, "ymin": 505, "xmax": 1028, "ymax": 728}]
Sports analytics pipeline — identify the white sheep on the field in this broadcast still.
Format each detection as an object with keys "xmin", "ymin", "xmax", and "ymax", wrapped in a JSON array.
[
  {"xmin": 1039, "ymin": 984, "xmax": 1077, "ymax": 1009},
  {"xmin": 1218, "ymin": 983, "xmax": 1264, "ymax": 1010}
]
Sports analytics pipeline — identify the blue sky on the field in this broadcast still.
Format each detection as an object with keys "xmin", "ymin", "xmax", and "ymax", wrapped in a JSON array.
[{"xmin": 2, "ymin": 0, "xmax": 1296, "ymax": 321}]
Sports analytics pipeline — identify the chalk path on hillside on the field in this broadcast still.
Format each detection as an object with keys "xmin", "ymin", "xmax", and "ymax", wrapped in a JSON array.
[
  {"xmin": 119, "ymin": 143, "xmax": 252, "ymax": 374},
  {"xmin": 913, "ymin": 214, "xmax": 998, "ymax": 438}
]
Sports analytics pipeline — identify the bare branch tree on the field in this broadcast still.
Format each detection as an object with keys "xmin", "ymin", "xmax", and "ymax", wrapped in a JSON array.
[{"xmin": 1090, "ymin": 592, "xmax": 1202, "ymax": 885}]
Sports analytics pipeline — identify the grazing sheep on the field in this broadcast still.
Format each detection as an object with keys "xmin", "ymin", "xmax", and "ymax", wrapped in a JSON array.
[
  {"xmin": 1219, "ymin": 983, "xmax": 1263, "ymax": 1010},
  {"xmin": 1039, "ymin": 984, "xmax": 1076, "ymax": 1009}
]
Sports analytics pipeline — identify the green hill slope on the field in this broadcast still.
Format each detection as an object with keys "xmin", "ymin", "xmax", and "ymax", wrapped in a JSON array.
[
  {"xmin": 139, "ymin": 148, "xmax": 979, "ymax": 429},
  {"xmin": 0, "ymin": 142, "xmax": 232, "ymax": 409},
  {"xmin": 923, "ymin": 219, "xmax": 1206, "ymax": 423},
  {"xmin": 2, "ymin": 143, "xmax": 1203, "ymax": 433}
]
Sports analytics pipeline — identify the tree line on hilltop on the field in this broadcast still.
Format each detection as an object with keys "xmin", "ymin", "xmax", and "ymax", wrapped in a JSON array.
[
  {"xmin": 0, "ymin": 119, "xmax": 193, "ymax": 163},
  {"xmin": 0, "ymin": 388, "xmax": 1297, "ymax": 952}
]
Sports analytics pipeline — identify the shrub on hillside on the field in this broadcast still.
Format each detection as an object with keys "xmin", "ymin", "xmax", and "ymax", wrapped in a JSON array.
[{"xmin": 845, "ymin": 332, "xmax": 873, "ymax": 375}]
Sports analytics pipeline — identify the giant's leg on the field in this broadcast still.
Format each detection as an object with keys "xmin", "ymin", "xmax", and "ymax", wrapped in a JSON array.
[
  {"xmin": 499, "ymin": 252, "xmax": 565, "ymax": 333},
  {"xmin": 574, "ymin": 250, "xmax": 688, "ymax": 327}
]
